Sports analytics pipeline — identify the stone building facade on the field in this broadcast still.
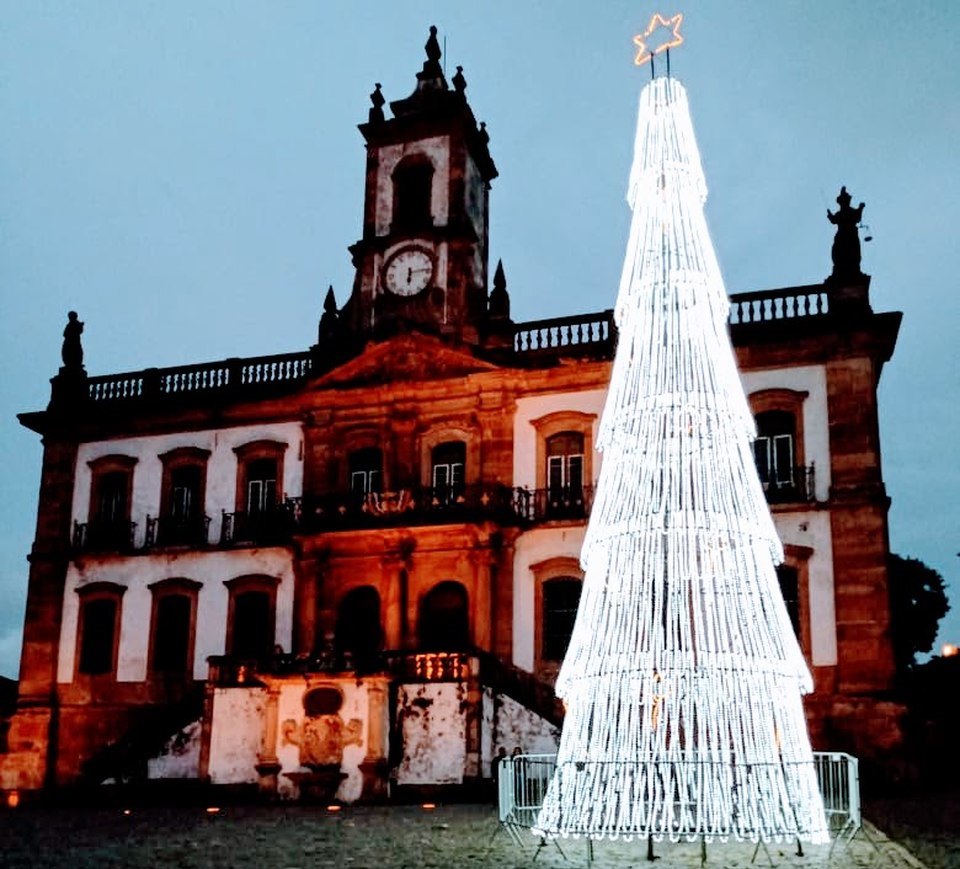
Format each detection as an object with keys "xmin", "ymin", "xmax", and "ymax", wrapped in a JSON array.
[{"xmin": 1, "ymin": 30, "xmax": 902, "ymax": 801}]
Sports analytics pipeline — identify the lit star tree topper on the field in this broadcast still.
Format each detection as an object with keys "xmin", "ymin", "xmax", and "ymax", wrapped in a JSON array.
[
  {"xmin": 632, "ymin": 11, "xmax": 684, "ymax": 67},
  {"xmin": 533, "ymin": 24, "xmax": 829, "ymax": 846}
]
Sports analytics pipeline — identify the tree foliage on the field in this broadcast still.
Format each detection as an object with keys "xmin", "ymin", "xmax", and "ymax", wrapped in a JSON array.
[{"xmin": 888, "ymin": 553, "xmax": 949, "ymax": 674}]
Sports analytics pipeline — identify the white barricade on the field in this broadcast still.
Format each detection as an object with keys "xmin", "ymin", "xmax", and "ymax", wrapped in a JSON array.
[{"xmin": 497, "ymin": 750, "xmax": 863, "ymax": 855}]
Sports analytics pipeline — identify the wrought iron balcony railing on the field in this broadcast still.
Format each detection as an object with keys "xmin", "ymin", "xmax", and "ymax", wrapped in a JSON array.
[
  {"xmin": 220, "ymin": 502, "xmax": 299, "ymax": 546},
  {"xmin": 513, "ymin": 487, "xmax": 595, "ymax": 522},
  {"xmin": 762, "ymin": 464, "xmax": 816, "ymax": 504},
  {"xmin": 72, "ymin": 518, "xmax": 137, "ymax": 553},
  {"xmin": 298, "ymin": 484, "xmax": 528, "ymax": 532},
  {"xmin": 145, "ymin": 514, "xmax": 212, "ymax": 548}
]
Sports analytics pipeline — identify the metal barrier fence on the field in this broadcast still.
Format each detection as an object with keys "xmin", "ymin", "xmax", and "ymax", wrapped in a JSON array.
[{"xmin": 497, "ymin": 751, "xmax": 863, "ymax": 855}]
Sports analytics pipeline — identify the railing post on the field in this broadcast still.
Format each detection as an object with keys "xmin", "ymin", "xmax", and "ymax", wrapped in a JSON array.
[
  {"xmin": 226, "ymin": 357, "xmax": 243, "ymax": 391},
  {"xmin": 142, "ymin": 367, "xmax": 160, "ymax": 398}
]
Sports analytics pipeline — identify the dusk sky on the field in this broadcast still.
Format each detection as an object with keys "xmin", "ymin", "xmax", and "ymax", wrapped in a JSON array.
[{"xmin": 1, "ymin": 1, "xmax": 957, "ymax": 679}]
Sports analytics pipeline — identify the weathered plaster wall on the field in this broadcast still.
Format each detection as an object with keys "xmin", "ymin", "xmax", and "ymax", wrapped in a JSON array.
[
  {"xmin": 511, "ymin": 527, "xmax": 585, "ymax": 672},
  {"xmin": 481, "ymin": 687, "xmax": 494, "ymax": 779},
  {"xmin": 742, "ymin": 365, "xmax": 831, "ymax": 499},
  {"xmin": 774, "ymin": 510, "xmax": 837, "ymax": 667},
  {"xmin": 72, "ymin": 422, "xmax": 304, "ymax": 548},
  {"xmin": 58, "ymin": 549, "xmax": 295, "ymax": 682},
  {"xmin": 493, "ymin": 694, "xmax": 559, "ymax": 756},
  {"xmin": 395, "ymin": 682, "xmax": 466, "ymax": 785},
  {"xmin": 207, "ymin": 687, "xmax": 266, "ymax": 785},
  {"xmin": 147, "ymin": 719, "xmax": 201, "ymax": 779},
  {"xmin": 274, "ymin": 680, "xmax": 373, "ymax": 803},
  {"xmin": 374, "ymin": 136, "xmax": 450, "ymax": 235}
]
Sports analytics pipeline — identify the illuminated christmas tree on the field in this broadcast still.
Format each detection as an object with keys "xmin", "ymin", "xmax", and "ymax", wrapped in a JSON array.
[{"xmin": 534, "ymin": 47, "xmax": 829, "ymax": 845}]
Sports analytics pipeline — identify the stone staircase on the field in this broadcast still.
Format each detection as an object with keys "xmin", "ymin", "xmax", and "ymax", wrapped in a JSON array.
[
  {"xmin": 79, "ymin": 686, "xmax": 204, "ymax": 786},
  {"xmin": 475, "ymin": 649, "xmax": 565, "ymax": 728}
]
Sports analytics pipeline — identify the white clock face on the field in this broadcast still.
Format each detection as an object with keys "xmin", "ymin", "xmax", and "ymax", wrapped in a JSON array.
[{"xmin": 384, "ymin": 248, "xmax": 434, "ymax": 296}]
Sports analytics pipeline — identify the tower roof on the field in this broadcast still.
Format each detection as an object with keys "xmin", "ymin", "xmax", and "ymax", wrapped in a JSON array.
[{"xmin": 359, "ymin": 25, "xmax": 497, "ymax": 182}]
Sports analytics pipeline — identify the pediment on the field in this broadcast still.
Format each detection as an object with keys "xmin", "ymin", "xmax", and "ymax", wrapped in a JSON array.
[{"xmin": 310, "ymin": 334, "xmax": 500, "ymax": 389}]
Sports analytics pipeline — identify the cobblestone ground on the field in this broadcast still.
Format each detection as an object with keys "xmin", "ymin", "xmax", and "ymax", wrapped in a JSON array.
[{"xmin": 0, "ymin": 803, "xmax": 933, "ymax": 868}]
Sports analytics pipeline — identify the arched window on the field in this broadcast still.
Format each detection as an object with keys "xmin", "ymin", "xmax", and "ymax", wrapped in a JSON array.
[
  {"xmin": 431, "ymin": 441, "xmax": 466, "ymax": 503},
  {"xmin": 392, "ymin": 156, "xmax": 434, "ymax": 231},
  {"xmin": 158, "ymin": 447, "xmax": 211, "ymax": 546},
  {"xmin": 349, "ymin": 447, "xmax": 382, "ymax": 497},
  {"xmin": 546, "ymin": 431, "xmax": 585, "ymax": 516},
  {"xmin": 335, "ymin": 586, "xmax": 383, "ymax": 666},
  {"xmin": 749, "ymin": 389, "xmax": 810, "ymax": 504},
  {"xmin": 418, "ymin": 581, "xmax": 469, "ymax": 650},
  {"xmin": 225, "ymin": 576, "xmax": 278, "ymax": 662},
  {"xmin": 755, "ymin": 411, "xmax": 796, "ymax": 491},
  {"xmin": 542, "ymin": 578, "xmax": 582, "ymax": 662},
  {"xmin": 148, "ymin": 578, "xmax": 201, "ymax": 676},
  {"xmin": 86, "ymin": 454, "xmax": 137, "ymax": 551},
  {"xmin": 234, "ymin": 440, "xmax": 287, "ymax": 513},
  {"xmin": 76, "ymin": 582, "xmax": 126, "ymax": 677}
]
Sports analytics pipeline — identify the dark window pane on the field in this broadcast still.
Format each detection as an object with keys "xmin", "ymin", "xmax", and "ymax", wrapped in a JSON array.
[
  {"xmin": 548, "ymin": 456, "xmax": 564, "ymax": 492},
  {"xmin": 335, "ymin": 586, "xmax": 382, "ymax": 661},
  {"xmin": 246, "ymin": 459, "xmax": 277, "ymax": 513},
  {"xmin": 777, "ymin": 565, "xmax": 801, "ymax": 639},
  {"xmin": 349, "ymin": 449, "xmax": 382, "ymax": 495},
  {"xmin": 153, "ymin": 594, "xmax": 191, "ymax": 673},
  {"xmin": 567, "ymin": 455, "xmax": 584, "ymax": 493},
  {"xmin": 547, "ymin": 432, "xmax": 584, "ymax": 457},
  {"xmin": 232, "ymin": 590, "xmax": 272, "ymax": 660},
  {"xmin": 96, "ymin": 472, "xmax": 128, "ymax": 522},
  {"xmin": 170, "ymin": 466, "xmax": 201, "ymax": 519},
  {"xmin": 754, "ymin": 437, "xmax": 772, "ymax": 483},
  {"xmin": 419, "ymin": 581, "xmax": 469, "ymax": 650},
  {"xmin": 431, "ymin": 441, "xmax": 466, "ymax": 500},
  {"xmin": 393, "ymin": 162, "xmax": 433, "ymax": 229},
  {"xmin": 543, "ymin": 579, "xmax": 582, "ymax": 661},
  {"xmin": 79, "ymin": 598, "xmax": 117, "ymax": 675},
  {"xmin": 547, "ymin": 432, "xmax": 585, "ymax": 496},
  {"xmin": 756, "ymin": 411, "xmax": 795, "ymax": 439},
  {"xmin": 773, "ymin": 434, "xmax": 794, "ymax": 485}
]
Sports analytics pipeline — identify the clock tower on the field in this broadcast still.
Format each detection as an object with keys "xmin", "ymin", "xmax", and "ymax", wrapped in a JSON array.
[{"xmin": 343, "ymin": 26, "xmax": 498, "ymax": 346}]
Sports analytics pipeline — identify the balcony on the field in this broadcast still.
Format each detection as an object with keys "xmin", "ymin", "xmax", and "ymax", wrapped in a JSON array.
[
  {"xmin": 145, "ymin": 514, "xmax": 212, "ymax": 548},
  {"xmin": 220, "ymin": 503, "xmax": 298, "ymax": 547},
  {"xmin": 72, "ymin": 518, "xmax": 137, "ymax": 554},
  {"xmin": 298, "ymin": 484, "xmax": 528, "ymax": 532},
  {"xmin": 514, "ymin": 487, "xmax": 595, "ymax": 522},
  {"xmin": 762, "ymin": 465, "xmax": 816, "ymax": 504},
  {"xmin": 207, "ymin": 650, "xmax": 473, "ymax": 687}
]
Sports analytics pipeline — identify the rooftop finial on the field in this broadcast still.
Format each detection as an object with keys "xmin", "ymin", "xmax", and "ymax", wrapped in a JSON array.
[
  {"xmin": 452, "ymin": 65, "xmax": 467, "ymax": 95},
  {"xmin": 368, "ymin": 82, "xmax": 385, "ymax": 124},
  {"xmin": 489, "ymin": 259, "xmax": 510, "ymax": 321},
  {"xmin": 323, "ymin": 285, "xmax": 337, "ymax": 314},
  {"xmin": 318, "ymin": 286, "xmax": 339, "ymax": 345},
  {"xmin": 425, "ymin": 25, "xmax": 441, "ymax": 67}
]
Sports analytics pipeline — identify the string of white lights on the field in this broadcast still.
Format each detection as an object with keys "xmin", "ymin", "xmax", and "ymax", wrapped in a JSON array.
[{"xmin": 534, "ymin": 76, "xmax": 829, "ymax": 844}]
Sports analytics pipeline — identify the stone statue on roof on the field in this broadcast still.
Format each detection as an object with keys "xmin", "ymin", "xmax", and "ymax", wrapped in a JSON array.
[
  {"xmin": 61, "ymin": 311, "xmax": 84, "ymax": 369},
  {"xmin": 827, "ymin": 186, "xmax": 866, "ymax": 283}
]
